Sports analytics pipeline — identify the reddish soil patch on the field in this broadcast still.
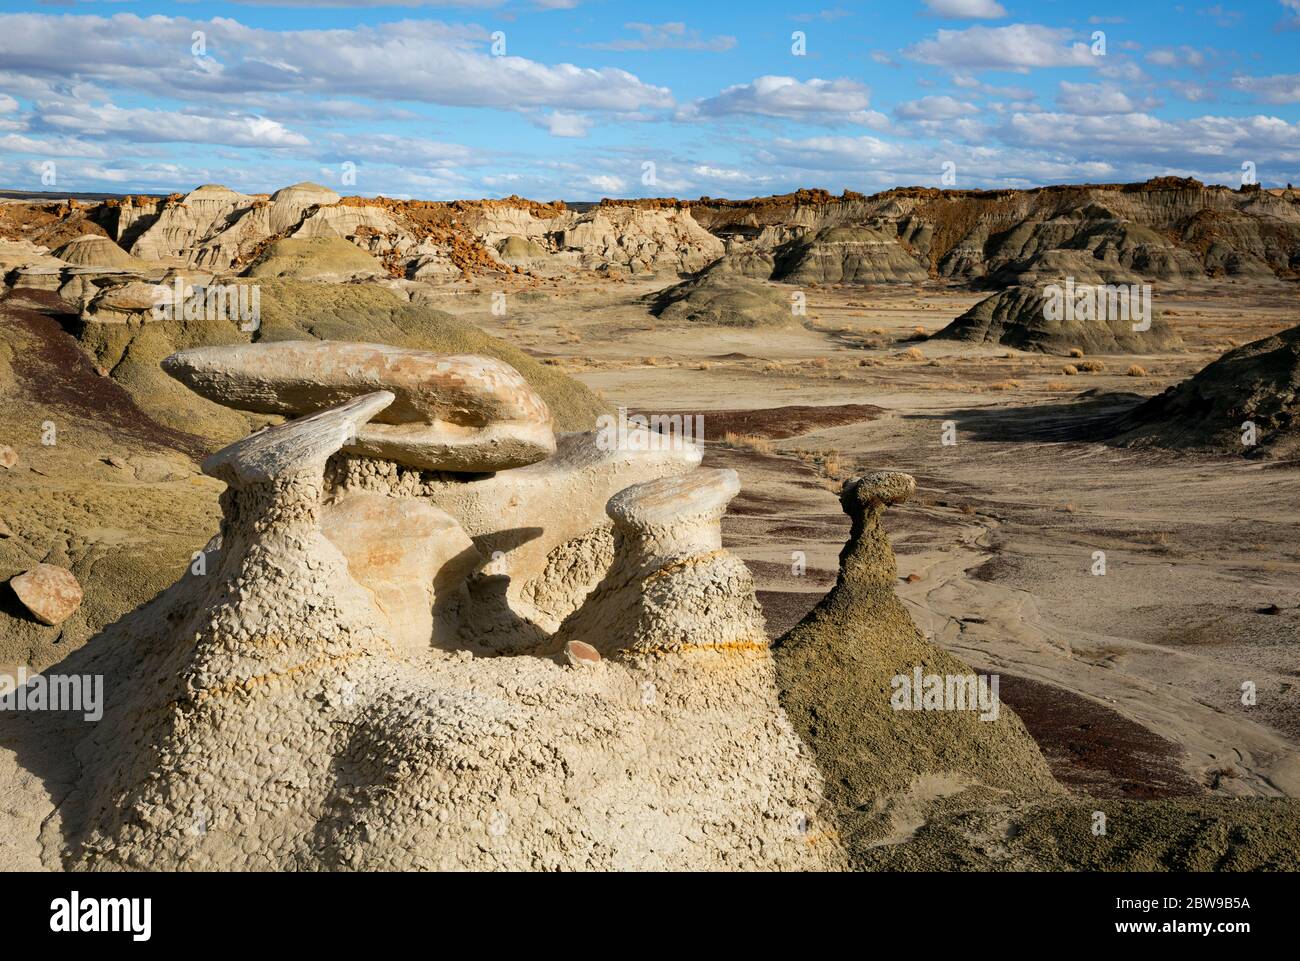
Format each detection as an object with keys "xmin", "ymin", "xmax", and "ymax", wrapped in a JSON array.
[
  {"xmin": 996, "ymin": 673, "xmax": 1206, "ymax": 800},
  {"xmin": 758, "ymin": 583, "xmax": 1204, "ymax": 800},
  {"xmin": 647, "ymin": 404, "xmax": 883, "ymax": 441},
  {"xmin": 756, "ymin": 589, "xmax": 827, "ymax": 638},
  {"xmin": 2, "ymin": 289, "xmax": 211, "ymax": 459}
]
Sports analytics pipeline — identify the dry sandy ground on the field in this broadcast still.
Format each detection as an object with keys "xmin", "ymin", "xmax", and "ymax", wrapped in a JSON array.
[{"xmin": 447, "ymin": 276, "xmax": 1300, "ymax": 802}]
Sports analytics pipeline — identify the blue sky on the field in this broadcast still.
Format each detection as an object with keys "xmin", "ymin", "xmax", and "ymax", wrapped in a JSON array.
[{"xmin": 0, "ymin": 0, "xmax": 1297, "ymax": 199}]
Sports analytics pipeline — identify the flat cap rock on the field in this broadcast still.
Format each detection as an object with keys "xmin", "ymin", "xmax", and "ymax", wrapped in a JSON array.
[
  {"xmin": 842, "ymin": 471, "xmax": 916, "ymax": 509},
  {"xmin": 163, "ymin": 341, "xmax": 556, "ymax": 473},
  {"xmin": 10, "ymin": 564, "xmax": 83, "ymax": 626},
  {"xmin": 203, "ymin": 390, "xmax": 394, "ymax": 487},
  {"xmin": 608, "ymin": 468, "xmax": 740, "ymax": 529}
]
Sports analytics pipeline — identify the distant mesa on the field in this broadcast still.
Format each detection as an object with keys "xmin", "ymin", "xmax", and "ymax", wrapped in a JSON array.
[{"xmin": 5, "ymin": 176, "xmax": 1296, "ymax": 295}]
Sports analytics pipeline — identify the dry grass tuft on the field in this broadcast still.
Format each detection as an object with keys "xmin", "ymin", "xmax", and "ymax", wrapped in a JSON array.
[{"xmin": 721, "ymin": 432, "xmax": 775, "ymax": 455}]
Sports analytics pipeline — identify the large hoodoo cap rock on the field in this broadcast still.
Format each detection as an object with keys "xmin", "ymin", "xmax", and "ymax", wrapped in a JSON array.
[{"xmin": 164, "ymin": 340, "xmax": 556, "ymax": 473}]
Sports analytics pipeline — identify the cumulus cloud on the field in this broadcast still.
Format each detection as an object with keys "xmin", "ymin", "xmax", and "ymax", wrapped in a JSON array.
[
  {"xmin": 680, "ymin": 76, "xmax": 874, "ymax": 123},
  {"xmin": 323, "ymin": 133, "xmax": 474, "ymax": 166},
  {"xmin": 906, "ymin": 24, "xmax": 1099, "ymax": 71},
  {"xmin": 0, "ymin": 13, "xmax": 673, "ymax": 113},
  {"xmin": 0, "ymin": 133, "xmax": 109, "ymax": 158},
  {"xmin": 1055, "ymin": 82, "xmax": 1158, "ymax": 115},
  {"xmin": 895, "ymin": 95, "xmax": 980, "ymax": 120},
  {"xmin": 530, "ymin": 111, "xmax": 594, "ymax": 137},
  {"xmin": 38, "ymin": 99, "xmax": 311, "ymax": 148},
  {"xmin": 1229, "ymin": 73, "xmax": 1300, "ymax": 104},
  {"xmin": 921, "ymin": 0, "xmax": 1007, "ymax": 19},
  {"xmin": 1144, "ymin": 46, "xmax": 1219, "ymax": 69},
  {"xmin": 1002, "ymin": 110, "xmax": 1300, "ymax": 170},
  {"xmin": 585, "ymin": 174, "xmax": 627, "ymax": 194}
]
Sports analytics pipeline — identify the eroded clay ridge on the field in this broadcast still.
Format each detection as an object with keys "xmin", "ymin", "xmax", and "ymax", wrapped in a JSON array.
[{"xmin": 3, "ymin": 176, "xmax": 1295, "ymax": 290}]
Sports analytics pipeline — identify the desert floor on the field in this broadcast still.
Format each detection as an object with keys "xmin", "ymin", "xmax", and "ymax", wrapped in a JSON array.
[{"xmin": 444, "ymin": 277, "xmax": 1300, "ymax": 802}]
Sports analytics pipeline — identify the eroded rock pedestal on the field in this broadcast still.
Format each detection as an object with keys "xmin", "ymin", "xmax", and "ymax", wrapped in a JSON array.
[
  {"xmin": 54, "ymin": 340, "xmax": 842, "ymax": 871},
  {"xmin": 775, "ymin": 471, "xmax": 1060, "ymax": 863}
]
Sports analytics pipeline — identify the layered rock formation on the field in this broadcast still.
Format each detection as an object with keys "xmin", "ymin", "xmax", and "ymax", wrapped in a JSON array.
[
  {"xmin": 5, "ymin": 177, "xmax": 1296, "ymax": 291},
  {"xmin": 692, "ymin": 179, "xmax": 1300, "ymax": 283},
  {"xmin": 41, "ymin": 340, "xmax": 840, "ymax": 870},
  {"xmin": 772, "ymin": 226, "xmax": 930, "ymax": 285},
  {"xmin": 556, "ymin": 204, "xmax": 723, "ymax": 275},
  {"xmin": 89, "ymin": 186, "xmax": 727, "ymax": 279},
  {"xmin": 52, "ymin": 234, "xmax": 149, "ymax": 271}
]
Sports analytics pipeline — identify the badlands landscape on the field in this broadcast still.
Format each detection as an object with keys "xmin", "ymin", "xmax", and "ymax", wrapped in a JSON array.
[{"xmin": 0, "ymin": 177, "xmax": 1298, "ymax": 871}]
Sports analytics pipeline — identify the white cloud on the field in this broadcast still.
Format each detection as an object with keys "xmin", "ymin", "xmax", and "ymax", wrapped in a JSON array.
[
  {"xmin": 586, "ymin": 174, "xmax": 626, "ymax": 194},
  {"xmin": 1144, "ymin": 46, "xmax": 1217, "ymax": 69},
  {"xmin": 906, "ymin": 24, "xmax": 1098, "ymax": 71},
  {"xmin": 37, "ymin": 99, "xmax": 311, "ymax": 148},
  {"xmin": 588, "ymin": 22, "xmax": 736, "ymax": 52},
  {"xmin": 1055, "ymin": 82, "xmax": 1157, "ymax": 115},
  {"xmin": 681, "ymin": 76, "xmax": 872, "ymax": 122},
  {"xmin": 0, "ymin": 133, "xmax": 110, "ymax": 158},
  {"xmin": 922, "ymin": 0, "xmax": 1007, "ymax": 19},
  {"xmin": 1229, "ymin": 74, "xmax": 1300, "ymax": 104},
  {"xmin": 532, "ymin": 111, "xmax": 594, "ymax": 137},
  {"xmin": 895, "ymin": 95, "xmax": 980, "ymax": 120},
  {"xmin": 951, "ymin": 75, "xmax": 1036, "ymax": 99},
  {"xmin": 1003, "ymin": 111, "xmax": 1300, "ymax": 167},
  {"xmin": 327, "ymin": 134, "xmax": 473, "ymax": 166},
  {"xmin": 1168, "ymin": 81, "xmax": 1216, "ymax": 103},
  {"xmin": 0, "ymin": 13, "xmax": 673, "ymax": 114}
]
